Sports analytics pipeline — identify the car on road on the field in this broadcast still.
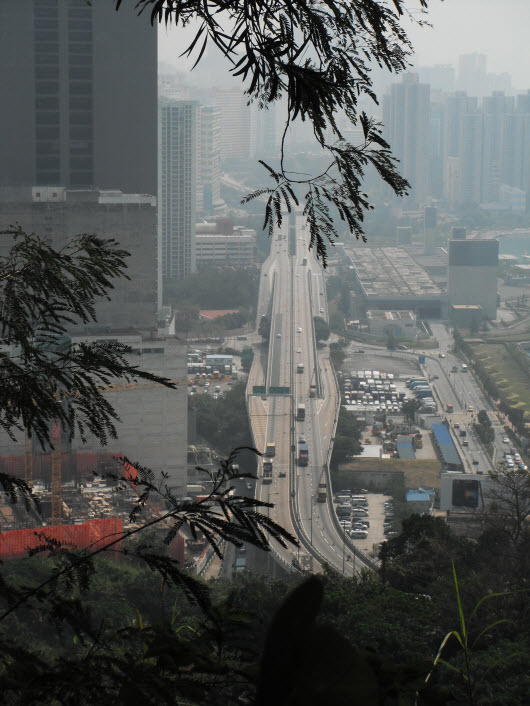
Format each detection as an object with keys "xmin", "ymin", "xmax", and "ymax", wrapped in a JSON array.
[
  {"xmin": 276, "ymin": 333, "xmax": 282, "ymax": 338},
  {"xmin": 433, "ymin": 375, "xmax": 439, "ymax": 380},
  {"xmin": 503, "ymin": 437, "xmax": 509, "ymax": 444},
  {"xmin": 319, "ymin": 307, "xmax": 324, "ymax": 313},
  {"xmin": 299, "ymin": 435, "xmax": 306, "ymax": 443},
  {"xmin": 297, "ymin": 327, "xmax": 302, "ymax": 333},
  {"xmin": 439, "ymin": 353, "xmax": 445, "ymax": 358},
  {"xmin": 454, "ymin": 423, "xmax": 460, "ymax": 429},
  {"xmin": 472, "ymin": 459, "xmax": 479, "ymax": 465},
  {"xmin": 297, "ymin": 347, "xmax": 302, "ymax": 353},
  {"xmin": 279, "ymin": 470, "xmax": 286, "ymax": 477}
]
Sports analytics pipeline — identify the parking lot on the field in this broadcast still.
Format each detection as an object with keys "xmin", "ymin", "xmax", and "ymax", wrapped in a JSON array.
[
  {"xmin": 335, "ymin": 491, "xmax": 394, "ymax": 556},
  {"xmin": 337, "ymin": 368, "xmax": 410, "ymax": 416}
]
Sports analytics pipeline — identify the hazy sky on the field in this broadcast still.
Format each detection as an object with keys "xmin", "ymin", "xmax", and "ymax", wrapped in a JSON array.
[
  {"xmin": 406, "ymin": 0, "xmax": 530, "ymax": 88},
  {"xmin": 158, "ymin": 0, "xmax": 530, "ymax": 89}
]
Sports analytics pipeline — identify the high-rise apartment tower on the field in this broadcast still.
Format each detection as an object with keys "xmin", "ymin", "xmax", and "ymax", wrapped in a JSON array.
[{"xmin": 159, "ymin": 100, "xmax": 198, "ymax": 292}]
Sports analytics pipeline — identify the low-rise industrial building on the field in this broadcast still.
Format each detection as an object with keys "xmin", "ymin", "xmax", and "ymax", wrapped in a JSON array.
[
  {"xmin": 367, "ymin": 310, "xmax": 417, "ymax": 340},
  {"xmin": 349, "ymin": 247, "xmax": 444, "ymax": 317},
  {"xmin": 195, "ymin": 219, "xmax": 255, "ymax": 266}
]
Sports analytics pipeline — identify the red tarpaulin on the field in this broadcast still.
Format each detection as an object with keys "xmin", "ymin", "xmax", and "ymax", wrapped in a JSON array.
[{"xmin": 0, "ymin": 517, "xmax": 123, "ymax": 560}]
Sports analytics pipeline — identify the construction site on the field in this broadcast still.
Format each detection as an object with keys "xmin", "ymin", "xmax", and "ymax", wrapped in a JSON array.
[{"xmin": 0, "ymin": 338, "xmax": 196, "ymax": 567}]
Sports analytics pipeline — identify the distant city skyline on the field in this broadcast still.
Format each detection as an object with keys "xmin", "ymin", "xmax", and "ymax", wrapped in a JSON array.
[{"xmin": 158, "ymin": 0, "xmax": 530, "ymax": 91}]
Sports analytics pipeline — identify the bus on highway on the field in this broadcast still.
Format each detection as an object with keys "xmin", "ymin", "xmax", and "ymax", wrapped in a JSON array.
[
  {"xmin": 299, "ymin": 443, "xmax": 309, "ymax": 466},
  {"xmin": 297, "ymin": 403, "xmax": 306, "ymax": 421},
  {"xmin": 265, "ymin": 442, "xmax": 276, "ymax": 457}
]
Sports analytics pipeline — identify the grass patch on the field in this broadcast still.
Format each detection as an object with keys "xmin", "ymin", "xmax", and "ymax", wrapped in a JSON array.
[
  {"xmin": 337, "ymin": 457, "xmax": 442, "ymax": 490},
  {"xmin": 472, "ymin": 343, "xmax": 530, "ymax": 416}
]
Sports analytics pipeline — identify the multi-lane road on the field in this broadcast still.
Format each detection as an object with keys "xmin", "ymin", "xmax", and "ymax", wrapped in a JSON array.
[{"xmin": 247, "ymin": 215, "xmax": 372, "ymax": 572}]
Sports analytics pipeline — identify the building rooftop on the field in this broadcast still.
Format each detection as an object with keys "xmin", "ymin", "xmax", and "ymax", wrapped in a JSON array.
[
  {"xmin": 406, "ymin": 490, "xmax": 431, "ymax": 502},
  {"xmin": 367, "ymin": 310, "xmax": 416, "ymax": 321},
  {"xmin": 199, "ymin": 310, "xmax": 239, "ymax": 320},
  {"xmin": 451, "ymin": 304, "xmax": 482, "ymax": 311},
  {"xmin": 350, "ymin": 247, "xmax": 442, "ymax": 299}
]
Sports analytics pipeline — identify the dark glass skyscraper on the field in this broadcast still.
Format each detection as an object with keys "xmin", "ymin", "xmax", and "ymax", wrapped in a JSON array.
[{"xmin": 0, "ymin": 0, "xmax": 157, "ymax": 194}]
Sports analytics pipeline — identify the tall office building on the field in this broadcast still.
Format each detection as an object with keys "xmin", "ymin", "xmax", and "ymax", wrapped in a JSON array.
[
  {"xmin": 481, "ymin": 92, "xmax": 514, "ymax": 203},
  {"xmin": 383, "ymin": 74, "xmax": 430, "ymax": 207},
  {"xmin": 418, "ymin": 64, "xmax": 455, "ymax": 93},
  {"xmin": 457, "ymin": 53, "xmax": 487, "ymax": 96},
  {"xmin": 212, "ymin": 87, "xmax": 251, "ymax": 160},
  {"xmin": 250, "ymin": 102, "xmax": 278, "ymax": 158},
  {"xmin": 459, "ymin": 113, "xmax": 483, "ymax": 204},
  {"xmin": 423, "ymin": 206, "xmax": 437, "ymax": 255},
  {"xmin": 448, "ymin": 239, "xmax": 499, "ymax": 319},
  {"xmin": 159, "ymin": 100, "xmax": 198, "ymax": 290},
  {"xmin": 197, "ymin": 106, "xmax": 223, "ymax": 217},
  {"xmin": 0, "ymin": 0, "xmax": 157, "ymax": 193},
  {"xmin": 429, "ymin": 98, "xmax": 445, "ymax": 199}
]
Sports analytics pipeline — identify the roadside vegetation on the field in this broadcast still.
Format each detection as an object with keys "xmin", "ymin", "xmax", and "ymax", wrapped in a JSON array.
[
  {"xmin": 189, "ymin": 381, "xmax": 257, "ymax": 473},
  {"xmin": 165, "ymin": 266, "xmax": 260, "ymax": 334},
  {"xmin": 454, "ymin": 330, "xmax": 529, "ymax": 433}
]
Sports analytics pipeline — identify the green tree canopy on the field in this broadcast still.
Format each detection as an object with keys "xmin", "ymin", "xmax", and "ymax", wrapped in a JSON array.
[{"xmin": 313, "ymin": 316, "xmax": 330, "ymax": 342}]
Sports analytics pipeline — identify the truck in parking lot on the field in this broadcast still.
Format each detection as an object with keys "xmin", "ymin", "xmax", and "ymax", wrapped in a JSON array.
[
  {"xmin": 407, "ymin": 378, "xmax": 427, "ymax": 388},
  {"xmin": 414, "ymin": 387, "xmax": 432, "ymax": 399}
]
